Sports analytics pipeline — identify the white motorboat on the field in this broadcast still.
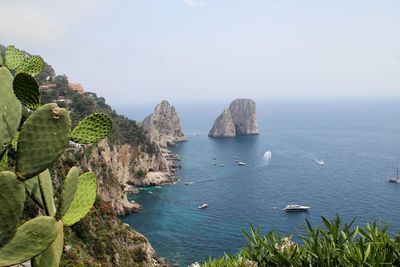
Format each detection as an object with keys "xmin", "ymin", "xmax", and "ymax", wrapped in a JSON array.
[
  {"xmin": 283, "ymin": 204, "xmax": 310, "ymax": 212},
  {"xmin": 237, "ymin": 161, "xmax": 246, "ymax": 166},
  {"xmin": 198, "ymin": 204, "xmax": 208, "ymax": 209},
  {"xmin": 184, "ymin": 181, "xmax": 194, "ymax": 185},
  {"xmin": 315, "ymin": 160, "xmax": 325, "ymax": 165}
]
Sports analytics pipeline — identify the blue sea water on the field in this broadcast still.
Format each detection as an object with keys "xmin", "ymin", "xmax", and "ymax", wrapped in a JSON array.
[{"xmin": 120, "ymin": 98, "xmax": 400, "ymax": 266}]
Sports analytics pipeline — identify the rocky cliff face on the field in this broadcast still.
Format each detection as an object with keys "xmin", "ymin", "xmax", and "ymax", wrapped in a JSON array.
[
  {"xmin": 143, "ymin": 100, "xmax": 186, "ymax": 147},
  {"xmin": 78, "ymin": 139, "xmax": 177, "ymax": 215},
  {"xmin": 209, "ymin": 99, "xmax": 260, "ymax": 137},
  {"xmin": 208, "ymin": 109, "xmax": 236, "ymax": 137},
  {"xmin": 229, "ymin": 99, "xmax": 259, "ymax": 135}
]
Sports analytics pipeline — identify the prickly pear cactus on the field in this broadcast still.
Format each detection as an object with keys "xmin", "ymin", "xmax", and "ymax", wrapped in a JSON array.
[
  {"xmin": 57, "ymin": 166, "xmax": 79, "ymax": 218},
  {"xmin": 71, "ymin": 112, "xmax": 112, "ymax": 144},
  {"xmin": 0, "ymin": 152, "xmax": 8, "ymax": 171},
  {"xmin": 0, "ymin": 44, "xmax": 113, "ymax": 266},
  {"xmin": 32, "ymin": 221, "xmax": 64, "ymax": 267},
  {"xmin": 38, "ymin": 169, "xmax": 57, "ymax": 217},
  {"xmin": 15, "ymin": 55, "xmax": 44, "ymax": 77},
  {"xmin": 0, "ymin": 171, "xmax": 25, "ymax": 246},
  {"xmin": 0, "ymin": 66, "xmax": 22, "ymax": 155},
  {"xmin": 13, "ymin": 72, "xmax": 40, "ymax": 110},
  {"xmin": 24, "ymin": 175, "xmax": 44, "ymax": 208},
  {"xmin": 16, "ymin": 103, "xmax": 71, "ymax": 179},
  {"xmin": 62, "ymin": 172, "xmax": 97, "ymax": 226},
  {"xmin": 4, "ymin": 45, "xmax": 25, "ymax": 71},
  {"xmin": 4, "ymin": 45, "xmax": 44, "ymax": 77},
  {"xmin": 11, "ymin": 131, "xmax": 19, "ymax": 151},
  {"xmin": 0, "ymin": 216, "xmax": 58, "ymax": 266}
]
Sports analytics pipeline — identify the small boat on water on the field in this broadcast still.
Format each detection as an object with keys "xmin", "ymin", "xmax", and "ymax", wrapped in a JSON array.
[
  {"xmin": 212, "ymin": 157, "xmax": 218, "ymax": 160},
  {"xmin": 198, "ymin": 204, "xmax": 208, "ymax": 209},
  {"xmin": 237, "ymin": 161, "xmax": 246, "ymax": 166},
  {"xmin": 389, "ymin": 177, "xmax": 400, "ymax": 183},
  {"xmin": 185, "ymin": 181, "xmax": 194, "ymax": 185},
  {"xmin": 315, "ymin": 160, "xmax": 325, "ymax": 165},
  {"xmin": 388, "ymin": 163, "xmax": 400, "ymax": 183},
  {"xmin": 283, "ymin": 204, "xmax": 310, "ymax": 212}
]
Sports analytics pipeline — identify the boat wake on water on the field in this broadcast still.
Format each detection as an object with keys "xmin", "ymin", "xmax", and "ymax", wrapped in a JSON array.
[{"xmin": 263, "ymin": 150, "xmax": 272, "ymax": 166}]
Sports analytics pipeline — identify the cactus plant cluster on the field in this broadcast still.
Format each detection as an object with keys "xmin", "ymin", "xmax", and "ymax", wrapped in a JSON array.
[{"xmin": 0, "ymin": 45, "xmax": 112, "ymax": 266}]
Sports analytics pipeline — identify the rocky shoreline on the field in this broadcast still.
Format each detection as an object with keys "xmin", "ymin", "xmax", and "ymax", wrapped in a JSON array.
[{"xmin": 121, "ymin": 148, "xmax": 182, "ymax": 214}]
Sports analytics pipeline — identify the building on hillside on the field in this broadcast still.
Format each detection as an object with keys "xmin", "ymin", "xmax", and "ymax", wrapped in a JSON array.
[
  {"xmin": 68, "ymin": 82, "xmax": 84, "ymax": 93},
  {"xmin": 39, "ymin": 83, "xmax": 57, "ymax": 90}
]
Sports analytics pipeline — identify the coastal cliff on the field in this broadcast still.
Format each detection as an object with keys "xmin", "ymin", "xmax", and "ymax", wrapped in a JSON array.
[
  {"xmin": 35, "ymin": 62, "xmax": 172, "ymax": 265},
  {"xmin": 143, "ymin": 100, "xmax": 186, "ymax": 147},
  {"xmin": 209, "ymin": 99, "xmax": 260, "ymax": 137}
]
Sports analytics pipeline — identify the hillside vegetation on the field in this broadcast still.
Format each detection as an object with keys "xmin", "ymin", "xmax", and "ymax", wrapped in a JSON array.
[{"xmin": 0, "ymin": 44, "xmax": 165, "ymax": 266}]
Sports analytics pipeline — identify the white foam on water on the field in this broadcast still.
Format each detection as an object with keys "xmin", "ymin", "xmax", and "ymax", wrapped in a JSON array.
[{"xmin": 263, "ymin": 150, "xmax": 272, "ymax": 162}]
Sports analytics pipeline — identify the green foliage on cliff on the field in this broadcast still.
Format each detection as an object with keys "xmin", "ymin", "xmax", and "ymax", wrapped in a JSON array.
[
  {"xmin": 62, "ymin": 200, "xmax": 156, "ymax": 267},
  {"xmin": 203, "ymin": 215, "xmax": 400, "ymax": 267},
  {"xmin": 40, "ymin": 82, "xmax": 158, "ymax": 154}
]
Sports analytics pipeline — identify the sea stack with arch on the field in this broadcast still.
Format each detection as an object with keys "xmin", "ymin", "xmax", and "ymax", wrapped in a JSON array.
[{"xmin": 208, "ymin": 99, "xmax": 260, "ymax": 137}]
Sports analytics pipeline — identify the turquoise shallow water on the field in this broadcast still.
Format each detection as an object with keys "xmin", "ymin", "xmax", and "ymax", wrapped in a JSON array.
[{"xmin": 121, "ymin": 98, "xmax": 400, "ymax": 266}]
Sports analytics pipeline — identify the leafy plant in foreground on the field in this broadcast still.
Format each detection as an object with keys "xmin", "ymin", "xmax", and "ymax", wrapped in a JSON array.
[
  {"xmin": 203, "ymin": 215, "xmax": 400, "ymax": 267},
  {"xmin": 0, "ymin": 45, "xmax": 112, "ymax": 266}
]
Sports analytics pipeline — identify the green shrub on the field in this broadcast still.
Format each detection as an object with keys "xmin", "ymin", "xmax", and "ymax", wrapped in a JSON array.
[
  {"xmin": 137, "ymin": 169, "xmax": 147, "ymax": 179},
  {"xmin": 204, "ymin": 215, "xmax": 400, "ymax": 267}
]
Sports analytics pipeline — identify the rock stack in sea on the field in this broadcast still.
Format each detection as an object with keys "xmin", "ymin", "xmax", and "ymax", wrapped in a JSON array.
[
  {"xmin": 143, "ymin": 100, "xmax": 187, "ymax": 147},
  {"xmin": 209, "ymin": 99, "xmax": 259, "ymax": 137}
]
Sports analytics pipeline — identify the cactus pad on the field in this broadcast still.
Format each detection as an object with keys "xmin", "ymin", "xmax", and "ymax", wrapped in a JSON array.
[
  {"xmin": 71, "ymin": 113, "xmax": 112, "ymax": 144},
  {"xmin": 11, "ymin": 132, "xmax": 19, "ymax": 151},
  {"xmin": 0, "ymin": 216, "xmax": 58, "ymax": 266},
  {"xmin": 16, "ymin": 103, "xmax": 71, "ymax": 179},
  {"xmin": 38, "ymin": 169, "xmax": 56, "ymax": 217},
  {"xmin": 24, "ymin": 176, "xmax": 44, "ymax": 208},
  {"xmin": 32, "ymin": 221, "xmax": 64, "ymax": 267},
  {"xmin": 4, "ymin": 45, "xmax": 25, "ymax": 71},
  {"xmin": 16, "ymin": 55, "xmax": 44, "ymax": 77},
  {"xmin": 0, "ymin": 152, "xmax": 7, "ymax": 172},
  {"xmin": 57, "ymin": 166, "xmax": 79, "ymax": 218},
  {"xmin": 0, "ymin": 67, "xmax": 22, "ymax": 156},
  {"xmin": 62, "ymin": 172, "xmax": 97, "ymax": 226},
  {"xmin": 13, "ymin": 73, "xmax": 40, "ymax": 110},
  {"xmin": 0, "ymin": 171, "xmax": 25, "ymax": 247}
]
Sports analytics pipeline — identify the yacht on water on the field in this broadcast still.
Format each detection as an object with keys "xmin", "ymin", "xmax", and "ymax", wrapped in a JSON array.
[
  {"xmin": 198, "ymin": 204, "xmax": 208, "ymax": 209},
  {"xmin": 237, "ymin": 161, "xmax": 246, "ymax": 166},
  {"xmin": 388, "ymin": 164, "xmax": 400, "ymax": 183},
  {"xmin": 315, "ymin": 160, "xmax": 325, "ymax": 165},
  {"xmin": 283, "ymin": 204, "xmax": 310, "ymax": 212}
]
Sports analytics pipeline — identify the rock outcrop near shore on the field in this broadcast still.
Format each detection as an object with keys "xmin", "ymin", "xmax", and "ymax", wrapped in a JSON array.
[
  {"xmin": 209, "ymin": 99, "xmax": 259, "ymax": 137},
  {"xmin": 143, "ymin": 100, "xmax": 186, "ymax": 147}
]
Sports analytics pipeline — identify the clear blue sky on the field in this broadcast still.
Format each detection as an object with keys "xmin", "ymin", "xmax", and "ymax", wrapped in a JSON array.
[{"xmin": 1, "ymin": 0, "xmax": 399, "ymax": 106}]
